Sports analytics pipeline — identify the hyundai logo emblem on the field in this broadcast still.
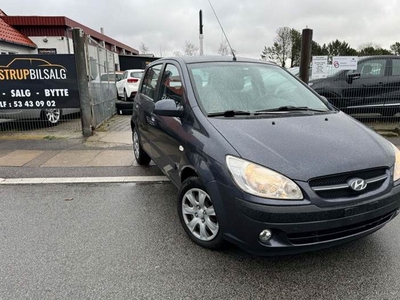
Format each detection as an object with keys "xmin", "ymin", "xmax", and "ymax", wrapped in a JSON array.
[{"xmin": 348, "ymin": 178, "xmax": 368, "ymax": 191}]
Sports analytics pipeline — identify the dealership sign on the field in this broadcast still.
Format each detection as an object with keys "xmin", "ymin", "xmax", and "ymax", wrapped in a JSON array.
[
  {"xmin": 312, "ymin": 56, "xmax": 328, "ymax": 79},
  {"xmin": 332, "ymin": 56, "xmax": 358, "ymax": 71},
  {"xmin": 0, "ymin": 54, "xmax": 79, "ymax": 109}
]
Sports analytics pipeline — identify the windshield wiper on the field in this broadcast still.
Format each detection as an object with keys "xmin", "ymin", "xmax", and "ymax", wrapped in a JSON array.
[
  {"xmin": 255, "ymin": 106, "xmax": 328, "ymax": 114},
  {"xmin": 208, "ymin": 110, "xmax": 251, "ymax": 117}
]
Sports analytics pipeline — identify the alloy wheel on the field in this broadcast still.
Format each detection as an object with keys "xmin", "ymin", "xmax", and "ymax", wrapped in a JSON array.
[
  {"xmin": 181, "ymin": 188, "xmax": 219, "ymax": 241},
  {"xmin": 44, "ymin": 109, "xmax": 61, "ymax": 124},
  {"xmin": 133, "ymin": 130, "xmax": 140, "ymax": 159}
]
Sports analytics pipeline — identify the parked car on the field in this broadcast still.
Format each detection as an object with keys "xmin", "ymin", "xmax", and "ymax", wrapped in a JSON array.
[
  {"xmin": 116, "ymin": 69, "xmax": 144, "ymax": 101},
  {"xmin": 309, "ymin": 55, "xmax": 400, "ymax": 116},
  {"xmin": 131, "ymin": 56, "xmax": 400, "ymax": 256},
  {"xmin": 100, "ymin": 71, "xmax": 123, "ymax": 83},
  {"xmin": 91, "ymin": 71, "xmax": 124, "ymax": 102}
]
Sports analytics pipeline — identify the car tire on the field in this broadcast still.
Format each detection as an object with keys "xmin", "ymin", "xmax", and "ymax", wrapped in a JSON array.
[
  {"xmin": 177, "ymin": 176, "xmax": 225, "ymax": 249},
  {"xmin": 123, "ymin": 89, "xmax": 128, "ymax": 101},
  {"xmin": 133, "ymin": 127, "xmax": 151, "ymax": 165},
  {"xmin": 41, "ymin": 109, "xmax": 61, "ymax": 126}
]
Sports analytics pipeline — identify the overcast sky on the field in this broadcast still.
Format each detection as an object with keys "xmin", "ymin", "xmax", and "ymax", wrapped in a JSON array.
[{"xmin": 2, "ymin": 0, "xmax": 400, "ymax": 58}]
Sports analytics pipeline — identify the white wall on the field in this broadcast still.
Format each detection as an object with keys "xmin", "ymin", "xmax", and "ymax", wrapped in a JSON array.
[
  {"xmin": 0, "ymin": 41, "xmax": 37, "ymax": 54},
  {"xmin": 29, "ymin": 36, "xmax": 71, "ymax": 54},
  {"xmin": 26, "ymin": 35, "xmax": 120, "ymax": 78}
]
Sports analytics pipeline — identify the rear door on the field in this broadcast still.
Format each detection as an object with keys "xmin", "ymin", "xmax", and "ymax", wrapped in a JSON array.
[
  {"xmin": 149, "ymin": 63, "xmax": 188, "ymax": 185},
  {"xmin": 383, "ymin": 58, "xmax": 400, "ymax": 116},
  {"xmin": 134, "ymin": 64, "xmax": 163, "ymax": 159}
]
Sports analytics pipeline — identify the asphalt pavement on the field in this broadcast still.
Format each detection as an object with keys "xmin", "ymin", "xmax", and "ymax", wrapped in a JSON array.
[
  {"xmin": 2, "ymin": 183, "xmax": 400, "ymax": 299},
  {"xmin": 2, "ymin": 115, "xmax": 400, "ymax": 299}
]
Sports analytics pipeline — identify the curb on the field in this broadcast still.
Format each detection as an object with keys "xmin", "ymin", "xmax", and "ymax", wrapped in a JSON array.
[{"xmin": 0, "ymin": 176, "xmax": 169, "ymax": 185}]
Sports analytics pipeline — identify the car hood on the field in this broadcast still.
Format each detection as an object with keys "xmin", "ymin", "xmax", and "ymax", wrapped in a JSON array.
[{"xmin": 208, "ymin": 112, "xmax": 394, "ymax": 181}]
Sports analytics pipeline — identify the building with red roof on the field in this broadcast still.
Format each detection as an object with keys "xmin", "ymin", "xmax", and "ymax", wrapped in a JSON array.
[
  {"xmin": 0, "ymin": 9, "xmax": 36, "ymax": 54},
  {"xmin": 0, "ymin": 9, "xmax": 139, "ymax": 71}
]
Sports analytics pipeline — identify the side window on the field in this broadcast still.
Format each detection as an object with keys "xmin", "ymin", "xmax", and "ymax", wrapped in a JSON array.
[
  {"xmin": 391, "ymin": 59, "xmax": 400, "ymax": 76},
  {"xmin": 141, "ymin": 64, "xmax": 162, "ymax": 101},
  {"xmin": 159, "ymin": 64, "xmax": 184, "ymax": 104},
  {"xmin": 123, "ymin": 71, "xmax": 128, "ymax": 79},
  {"xmin": 357, "ymin": 59, "xmax": 386, "ymax": 78}
]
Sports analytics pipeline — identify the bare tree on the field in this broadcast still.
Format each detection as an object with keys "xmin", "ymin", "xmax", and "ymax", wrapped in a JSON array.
[
  {"xmin": 173, "ymin": 51, "xmax": 182, "ymax": 57},
  {"xmin": 218, "ymin": 40, "xmax": 229, "ymax": 56},
  {"xmin": 261, "ymin": 27, "xmax": 292, "ymax": 67},
  {"xmin": 184, "ymin": 41, "xmax": 199, "ymax": 56},
  {"xmin": 391, "ymin": 42, "xmax": 400, "ymax": 55},
  {"xmin": 139, "ymin": 43, "xmax": 149, "ymax": 54},
  {"xmin": 358, "ymin": 42, "xmax": 381, "ymax": 51}
]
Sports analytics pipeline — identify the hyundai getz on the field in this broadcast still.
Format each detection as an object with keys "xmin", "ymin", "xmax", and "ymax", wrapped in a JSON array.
[{"xmin": 131, "ymin": 56, "xmax": 400, "ymax": 255}]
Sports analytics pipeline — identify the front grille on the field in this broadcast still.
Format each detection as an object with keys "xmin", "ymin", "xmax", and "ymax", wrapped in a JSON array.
[
  {"xmin": 315, "ymin": 181, "xmax": 383, "ymax": 199},
  {"xmin": 309, "ymin": 168, "xmax": 388, "ymax": 199},
  {"xmin": 287, "ymin": 210, "xmax": 396, "ymax": 245}
]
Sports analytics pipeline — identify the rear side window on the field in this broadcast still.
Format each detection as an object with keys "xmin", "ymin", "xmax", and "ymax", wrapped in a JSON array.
[
  {"xmin": 391, "ymin": 59, "xmax": 400, "ymax": 76},
  {"xmin": 141, "ymin": 65, "xmax": 162, "ymax": 100},
  {"xmin": 130, "ymin": 71, "xmax": 143, "ymax": 78}
]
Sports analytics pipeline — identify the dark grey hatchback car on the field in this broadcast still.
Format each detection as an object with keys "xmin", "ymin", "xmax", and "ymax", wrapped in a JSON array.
[{"xmin": 131, "ymin": 56, "xmax": 400, "ymax": 255}]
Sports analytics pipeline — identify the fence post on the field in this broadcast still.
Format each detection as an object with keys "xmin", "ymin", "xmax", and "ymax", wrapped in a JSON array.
[
  {"xmin": 299, "ymin": 28, "xmax": 313, "ymax": 84},
  {"xmin": 72, "ymin": 28, "xmax": 93, "ymax": 137}
]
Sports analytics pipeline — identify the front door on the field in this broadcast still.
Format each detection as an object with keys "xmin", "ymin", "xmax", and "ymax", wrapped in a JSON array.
[
  {"xmin": 150, "ymin": 63, "xmax": 188, "ymax": 185},
  {"xmin": 342, "ymin": 58, "xmax": 388, "ymax": 114}
]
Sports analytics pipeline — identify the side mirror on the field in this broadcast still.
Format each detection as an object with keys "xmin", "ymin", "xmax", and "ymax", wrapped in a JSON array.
[
  {"xmin": 346, "ymin": 72, "xmax": 361, "ymax": 84},
  {"xmin": 154, "ymin": 99, "xmax": 184, "ymax": 117}
]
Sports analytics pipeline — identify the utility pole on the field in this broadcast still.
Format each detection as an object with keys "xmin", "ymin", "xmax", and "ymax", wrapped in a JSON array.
[
  {"xmin": 72, "ymin": 28, "xmax": 93, "ymax": 137},
  {"xmin": 299, "ymin": 28, "xmax": 313, "ymax": 84},
  {"xmin": 199, "ymin": 10, "xmax": 204, "ymax": 55}
]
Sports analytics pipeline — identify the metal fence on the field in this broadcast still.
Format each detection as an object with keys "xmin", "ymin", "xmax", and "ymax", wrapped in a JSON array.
[
  {"xmin": 86, "ymin": 36, "xmax": 119, "ymax": 128},
  {"xmin": 0, "ymin": 53, "xmax": 82, "ymax": 135},
  {"xmin": 309, "ymin": 55, "xmax": 400, "ymax": 129},
  {"xmin": 0, "ymin": 33, "xmax": 120, "ymax": 136}
]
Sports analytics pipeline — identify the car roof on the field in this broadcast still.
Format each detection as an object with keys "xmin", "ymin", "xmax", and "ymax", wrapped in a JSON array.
[
  {"xmin": 150, "ymin": 55, "xmax": 277, "ymax": 66},
  {"xmin": 359, "ymin": 55, "xmax": 400, "ymax": 61}
]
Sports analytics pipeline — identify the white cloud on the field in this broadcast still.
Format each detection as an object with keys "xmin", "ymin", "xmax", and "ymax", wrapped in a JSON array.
[{"xmin": 2, "ymin": 0, "xmax": 400, "ymax": 58}]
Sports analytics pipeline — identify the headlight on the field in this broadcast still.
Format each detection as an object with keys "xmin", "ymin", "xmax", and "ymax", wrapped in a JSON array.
[
  {"xmin": 308, "ymin": 82, "xmax": 314, "ymax": 87},
  {"xmin": 226, "ymin": 156, "xmax": 303, "ymax": 200},
  {"xmin": 392, "ymin": 144, "xmax": 400, "ymax": 182}
]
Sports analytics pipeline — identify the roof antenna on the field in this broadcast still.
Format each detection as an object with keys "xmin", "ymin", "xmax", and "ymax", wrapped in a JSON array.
[{"xmin": 207, "ymin": 0, "xmax": 237, "ymax": 61}]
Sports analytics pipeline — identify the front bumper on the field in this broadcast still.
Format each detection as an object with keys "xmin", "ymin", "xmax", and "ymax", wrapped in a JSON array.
[{"xmin": 206, "ymin": 181, "xmax": 400, "ymax": 256}]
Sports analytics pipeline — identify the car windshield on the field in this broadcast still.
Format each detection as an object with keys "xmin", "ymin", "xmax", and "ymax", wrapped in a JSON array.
[
  {"xmin": 189, "ymin": 62, "xmax": 330, "ymax": 115},
  {"xmin": 100, "ymin": 73, "xmax": 122, "ymax": 81}
]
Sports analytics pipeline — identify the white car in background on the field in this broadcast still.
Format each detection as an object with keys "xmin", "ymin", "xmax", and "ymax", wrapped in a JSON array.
[{"xmin": 116, "ymin": 69, "xmax": 144, "ymax": 101}]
